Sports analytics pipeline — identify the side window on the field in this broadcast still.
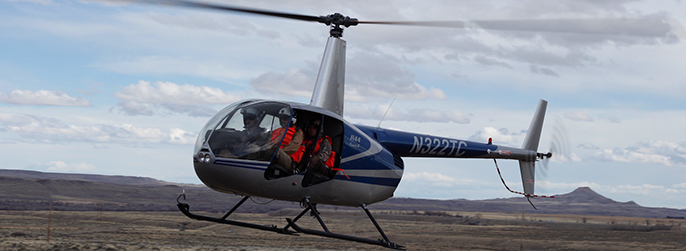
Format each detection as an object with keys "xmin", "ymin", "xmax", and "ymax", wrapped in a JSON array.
[
  {"xmin": 222, "ymin": 113, "xmax": 247, "ymax": 132},
  {"xmin": 261, "ymin": 114, "xmax": 281, "ymax": 133}
]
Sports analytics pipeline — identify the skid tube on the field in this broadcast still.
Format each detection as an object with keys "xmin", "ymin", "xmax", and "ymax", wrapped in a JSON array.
[
  {"xmin": 177, "ymin": 194, "xmax": 403, "ymax": 249},
  {"xmin": 177, "ymin": 195, "xmax": 298, "ymax": 235}
]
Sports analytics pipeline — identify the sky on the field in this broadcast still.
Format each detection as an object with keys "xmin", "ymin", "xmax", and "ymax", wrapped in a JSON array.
[{"xmin": 1, "ymin": 0, "xmax": 685, "ymax": 209}]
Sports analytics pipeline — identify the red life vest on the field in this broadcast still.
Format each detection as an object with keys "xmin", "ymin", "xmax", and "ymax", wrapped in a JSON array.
[
  {"xmin": 296, "ymin": 136, "xmax": 336, "ymax": 168},
  {"xmin": 271, "ymin": 126, "xmax": 297, "ymax": 147},
  {"xmin": 271, "ymin": 126, "xmax": 302, "ymax": 162}
]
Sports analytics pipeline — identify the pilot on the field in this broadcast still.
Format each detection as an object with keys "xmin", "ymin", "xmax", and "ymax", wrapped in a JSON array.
[
  {"xmin": 217, "ymin": 107, "xmax": 267, "ymax": 158},
  {"xmin": 241, "ymin": 107, "xmax": 266, "ymax": 138},
  {"xmin": 270, "ymin": 107, "xmax": 303, "ymax": 173},
  {"xmin": 296, "ymin": 119, "xmax": 335, "ymax": 177}
]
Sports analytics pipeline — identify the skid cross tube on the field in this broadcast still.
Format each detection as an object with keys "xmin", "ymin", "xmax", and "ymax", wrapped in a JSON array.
[
  {"xmin": 282, "ymin": 205, "xmax": 311, "ymax": 232},
  {"xmin": 285, "ymin": 201, "xmax": 404, "ymax": 249},
  {"xmin": 221, "ymin": 196, "xmax": 250, "ymax": 220},
  {"xmin": 362, "ymin": 204, "xmax": 391, "ymax": 244},
  {"xmin": 304, "ymin": 198, "xmax": 330, "ymax": 232}
]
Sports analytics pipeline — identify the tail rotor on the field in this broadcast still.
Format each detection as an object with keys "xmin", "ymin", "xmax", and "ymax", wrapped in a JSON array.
[{"xmin": 537, "ymin": 117, "xmax": 570, "ymax": 189}]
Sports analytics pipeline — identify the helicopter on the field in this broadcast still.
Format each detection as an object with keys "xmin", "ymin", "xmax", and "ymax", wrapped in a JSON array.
[{"xmin": 129, "ymin": 0, "xmax": 558, "ymax": 249}]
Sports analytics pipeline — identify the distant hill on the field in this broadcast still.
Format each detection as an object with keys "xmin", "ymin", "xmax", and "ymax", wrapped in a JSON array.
[
  {"xmin": 0, "ymin": 169, "xmax": 178, "ymax": 187},
  {"xmin": 1, "ymin": 169, "xmax": 685, "ymax": 218},
  {"xmin": 376, "ymin": 187, "xmax": 686, "ymax": 218}
]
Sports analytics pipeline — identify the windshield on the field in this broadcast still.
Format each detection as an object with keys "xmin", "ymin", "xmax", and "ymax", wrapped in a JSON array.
[
  {"xmin": 194, "ymin": 101, "xmax": 243, "ymax": 153},
  {"xmin": 207, "ymin": 102, "xmax": 289, "ymax": 161}
]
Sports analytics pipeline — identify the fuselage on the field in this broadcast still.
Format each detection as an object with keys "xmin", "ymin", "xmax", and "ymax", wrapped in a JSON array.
[
  {"xmin": 193, "ymin": 99, "xmax": 402, "ymax": 206},
  {"xmin": 192, "ymin": 99, "xmax": 535, "ymax": 207}
]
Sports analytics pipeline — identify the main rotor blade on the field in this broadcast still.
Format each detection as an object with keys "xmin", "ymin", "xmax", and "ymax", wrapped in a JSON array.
[
  {"xmin": 360, "ymin": 18, "xmax": 678, "ymax": 37},
  {"xmin": 131, "ymin": 0, "xmax": 322, "ymax": 23},
  {"xmin": 124, "ymin": 0, "xmax": 682, "ymax": 38}
]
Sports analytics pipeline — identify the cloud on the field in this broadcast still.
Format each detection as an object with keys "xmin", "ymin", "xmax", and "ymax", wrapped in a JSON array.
[
  {"xmin": 473, "ymin": 15, "xmax": 680, "ymax": 41},
  {"xmin": 115, "ymin": 80, "xmax": 240, "ymax": 105},
  {"xmin": 564, "ymin": 111, "xmax": 593, "ymax": 122},
  {"xmin": 78, "ymin": 82, "xmax": 104, "ymax": 96},
  {"xmin": 161, "ymin": 104, "xmax": 218, "ymax": 117},
  {"xmin": 114, "ymin": 80, "xmax": 240, "ymax": 116},
  {"xmin": 545, "ymin": 152, "xmax": 582, "ymax": 163},
  {"xmin": 577, "ymin": 142, "xmax": 599, "ymax": 150},
  {"xmin": 474, "ymin": 55, "xmax": 513, "ymax": 69},
  {"xmin": 590, "ymin": 141, "xmax": 686, "ymax": 167},
  {"xmin": 116, "ymin": 101, "xmax": 153, "ymax": 116},
  {"xmin": 607, "ymin": 184, "xmax": 671, "ymax": 196},
  {"xmin": 99, "ymin": 56, "xmax": 260, "ymax": 82},
  {"xmin": 345, "ymin": 53, "xmax": 447, "ymax": 101},
  {"xmin": 249, "ymin": 68, "xmax": 316, "ymax": 98},
  {"xmin": 345, "ymin": 104, "xmax": 469, "ymax": 124},
  {"xmin": 599, "ymin": 114, "xmax": 621, "ymax": 123},
  {"xmin": 0, "ymin": 90, "xmax": 91, "ymax": 106},
  {"xmin": 403, "ymin": 171, "xmax": 475, "ymax": 187},
  {"xmin": 0, "ymin": 112, "xmax": 197, "ymax": 145},
  {"xmin": 37, "ymin": 161, "xmax": 97, "ymax": 172},
  {"xmin": 407, "ymin": 109, "xmax": 470, "ymax": 124},
  {"xmin": 469, "ymin": 127, "xmax": 520, "ymax": 145},
  {"xmin": 246, "ymin": 52, "xmax": 449, "ymax": 102},
  {"xmin": 404, "ymin": 172, "xmax": 455, "ymax": 183},
  {"xmin": 530, "ymin": 65, "xmax": 559, "ymax": 77},
  {"xmin": 343, "ymin": 2, "xmax": 683, "ymax": 85},
  {"xmin": 10, "ymin": 0, "xmax": 53, "ymax": 4}
]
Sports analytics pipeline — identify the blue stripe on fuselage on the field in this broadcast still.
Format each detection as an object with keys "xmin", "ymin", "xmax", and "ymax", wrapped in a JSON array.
[
  {"xmin": 212, "ymin": 157, "xmax": 400, "ymax": 187},
  {"xmin": 334, "ymin": 175, "xmax": 401, "ymax": 187}
]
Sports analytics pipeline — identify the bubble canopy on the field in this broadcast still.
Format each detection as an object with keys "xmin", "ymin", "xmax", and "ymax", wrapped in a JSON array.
[{"xmin": 195, "ymin": 100, "xmax": 293, "ymax": 161}]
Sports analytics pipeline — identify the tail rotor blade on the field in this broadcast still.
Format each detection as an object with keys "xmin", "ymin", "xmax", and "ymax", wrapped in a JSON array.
[{"xmin": 537, "ymin": 116, "xmax": 570, "ymax": 191}]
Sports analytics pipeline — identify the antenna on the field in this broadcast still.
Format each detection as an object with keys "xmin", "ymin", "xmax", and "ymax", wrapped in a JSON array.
[{"xmin": 377, "ymin": 99, "xmax": 395, "ymax": 128}]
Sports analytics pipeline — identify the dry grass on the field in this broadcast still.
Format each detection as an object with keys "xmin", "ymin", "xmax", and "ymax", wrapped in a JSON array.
[{"xmin": 1, "ymin": 209, "xmax": 684, "ymax": 250}]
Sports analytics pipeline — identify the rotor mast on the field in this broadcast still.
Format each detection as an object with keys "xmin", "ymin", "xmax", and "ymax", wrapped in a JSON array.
[{"xmin": 309, "ymin": 14, "xmax": 358, "ymax": 116}]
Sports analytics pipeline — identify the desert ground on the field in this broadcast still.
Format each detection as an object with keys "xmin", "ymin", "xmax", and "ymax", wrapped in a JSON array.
[{"xmin": 1, "ymin": 209, "xmax": 684, "ymax": 251}]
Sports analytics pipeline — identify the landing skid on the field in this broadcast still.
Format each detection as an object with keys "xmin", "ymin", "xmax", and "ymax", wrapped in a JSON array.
[
  {"xmin": 177, "ymin": 195, "xmax": 298, "ymax": 235},
  {"xmin": 176, "ymin": 194, "xmax": 404, "ymax": 250}
]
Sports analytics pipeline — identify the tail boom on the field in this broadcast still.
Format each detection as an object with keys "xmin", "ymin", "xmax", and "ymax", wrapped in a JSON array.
[{"xmin": 355, "ymin": 99, "xmax": 549, "ymax": 197}]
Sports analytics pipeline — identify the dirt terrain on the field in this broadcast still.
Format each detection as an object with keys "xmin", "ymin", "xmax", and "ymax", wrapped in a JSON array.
[{"xmin": 1, "ymin": 209, "xmax": 684, "ymax": 251}]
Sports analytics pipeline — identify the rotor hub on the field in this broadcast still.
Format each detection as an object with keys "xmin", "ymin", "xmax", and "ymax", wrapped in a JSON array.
[
  {"xmin": 537, "ymin": 152, "xmax": 553, "ymax": 159},
  {"xmin": 318, "ymin": 13, "xmax": 359, "ymax": 37}
]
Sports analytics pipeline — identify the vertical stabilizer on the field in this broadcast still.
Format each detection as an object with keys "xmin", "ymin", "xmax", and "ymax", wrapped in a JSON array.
[
  {"xmin": 310, "ymin": 37, "xmax": 346, "ymax": 116},
  {"xmin": 519, "ymin": 99, "xmax": 547, "ymax": 196},
  {"xmin": 522, "ymin": 99, "xmax": 548, "ymax": 151}
]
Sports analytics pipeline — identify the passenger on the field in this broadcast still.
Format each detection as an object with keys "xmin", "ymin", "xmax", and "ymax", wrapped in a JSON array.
[
  {"xmin": 270, "ymin": 107, "xmax": 304, "ymax": 173},
  {"xmin": 296, "ymin": 119, "xmax": 336, "ymax": 177}
]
